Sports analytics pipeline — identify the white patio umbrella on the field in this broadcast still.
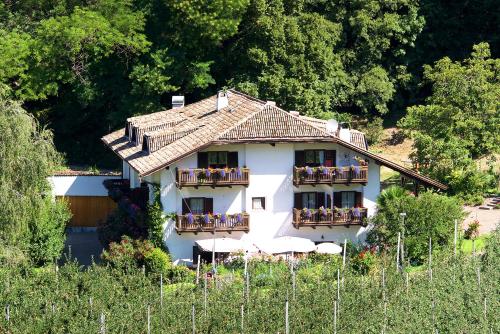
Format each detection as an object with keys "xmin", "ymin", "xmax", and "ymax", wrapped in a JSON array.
[
  {"xmin": 257, "ymin": 236, "xmax": 316, "ymax": 254},
  {"xmin": 315, "ymin": 242, "xmax": 343, "ymax": 255},
  {"xmin": 195, "ymin": 238, "xmax": 258, "ymax": 253}
]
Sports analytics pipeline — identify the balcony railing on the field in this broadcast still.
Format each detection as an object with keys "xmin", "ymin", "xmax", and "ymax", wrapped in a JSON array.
[
  {"xmin": 176, "ymin": 213, "xmax": 250, "ymax": 234},
  {"xmin": 293, "ymin": 165, "xmax": 368, "ymax": 186},
  {"xmin": 177, "ymin": 168, "xmax": 250, "ymax": 188},
  {"xmin": 292, "ymin": 208, "xmax": 367, "ymax": 228}
]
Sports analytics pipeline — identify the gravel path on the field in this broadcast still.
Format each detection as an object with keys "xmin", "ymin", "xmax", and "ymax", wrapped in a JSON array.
[{"xmin": 463, "ymin": 197, "xmax": 499, "ymax": 235}]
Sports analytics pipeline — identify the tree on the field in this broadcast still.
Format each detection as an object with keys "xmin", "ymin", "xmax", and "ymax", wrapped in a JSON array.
[
  {"xmin": 399, "ymin": 43, "xmax": 499, "ymax": 202},
  {"xmin": 0, "ymin": 87, "xmax": 71, "ymax": 264},
  {"xmin": 224, "ymin": 0, "xmax": 423, "ymax": 118},
  {"xmin": 368, "ymin": 186, "xmax": 464, "ymax": 264}
]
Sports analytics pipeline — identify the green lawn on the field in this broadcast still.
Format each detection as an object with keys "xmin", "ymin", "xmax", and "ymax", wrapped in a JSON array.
[{"xmin": 461, "ymin": 234, "xmax": 490, "ymax": 254}]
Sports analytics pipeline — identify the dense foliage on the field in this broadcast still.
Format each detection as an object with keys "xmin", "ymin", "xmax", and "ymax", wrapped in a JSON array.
[
  {"xmin": 0, "ymin": 0, "xmax": 496, "ymax": 166},
  {"xmin": 368, "ymin": 187, "xmax": 464, "ymax": 263},
  {"xmin": 0, "ymin": 89, "xmax": 71, "ymax": 265},
  {"xmin": 0, "ymin": 230, "xmax": 498, "ymax": 333},
  {"xmin": 400, "ymin": 43, "xmax": 499, "ymax": 202}
]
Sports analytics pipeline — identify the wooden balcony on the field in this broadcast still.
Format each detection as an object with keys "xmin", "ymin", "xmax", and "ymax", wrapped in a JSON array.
[
  {"xmin": 293, "ymin": 166, "xmax": 368, "ymax": 186},
  {"xmin": 292, "ymin": 208, "xmax": 367, "ymax": 228},
  {"xmin": 176, "ymin": 168, "xmax": 250, "ymax": 188},
  {"xmin": 176, "ymin": 213, "xmax": 250, "ymax": 234}
]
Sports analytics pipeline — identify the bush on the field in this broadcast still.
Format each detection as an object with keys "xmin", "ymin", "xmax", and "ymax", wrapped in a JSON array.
[
  {"xmin": 350, "ymin": 247, "xmax": 377, "ymax": 275},
  {"xmin": 464, "ymin": 220, "xmax": 480, "ymax": 240},
  {"xmin": 28, "ymin": 197, "xmax": 71, "ymax": 265},
  {"xmin": 361, "ymin": 117, "xmax": 384, "ymax": 145},
  {"xmin": 101, "ymin": 236, "xmax": 154, "ymax": 271},
  {"xmin": 145, "ymin": 185, "xmax": 166, "ymax": 249},
  {"xmin": 97, "ymin": 206, "xmax": 147, "ymax": 247},
  {"xmin": 368, "ymin": 186, "xmax": 465, "ymax": 264},
  {"xmin": 144, "ymin": 248, "xmax": 171, "ymax": 274}
]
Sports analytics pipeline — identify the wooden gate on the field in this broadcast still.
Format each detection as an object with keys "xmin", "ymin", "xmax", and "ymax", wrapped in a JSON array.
[{"xmin": 57, "ymin": 196, "xmax": 117, "ymax": 227}]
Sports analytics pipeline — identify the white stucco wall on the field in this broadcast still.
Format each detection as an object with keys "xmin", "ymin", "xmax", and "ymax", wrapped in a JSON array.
[
  {"xmin": 49, "ymin": 175, "xmax": 121, "ymax": 196},
  {"xmin": 153, "ymin": 142, "xmax": 380, "ymax": 261}
]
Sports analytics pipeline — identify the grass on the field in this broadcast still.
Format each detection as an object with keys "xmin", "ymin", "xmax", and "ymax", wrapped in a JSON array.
[{"xmin": 461, "ymin": 234, "xmax": 490, "ymax": 254}]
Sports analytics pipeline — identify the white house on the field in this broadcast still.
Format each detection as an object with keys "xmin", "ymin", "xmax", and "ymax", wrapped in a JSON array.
[{"xmin": 102, "ymin": 90, "xmax": 447, "ymax": 261}]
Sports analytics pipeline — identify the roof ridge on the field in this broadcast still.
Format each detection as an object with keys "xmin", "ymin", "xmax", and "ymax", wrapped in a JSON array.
[
  {"xmin": 214, "ymin": 103, "xmax": 267, "ymax": 141},
  {"xmin": 227, "ymin": 89, "xmax": 268, "ymax": 105}
]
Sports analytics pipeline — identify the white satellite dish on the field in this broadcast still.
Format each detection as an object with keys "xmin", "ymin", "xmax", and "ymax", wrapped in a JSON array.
[{"xmin": 326, "ymin": 119, "xmax": 339, "ymax": 133}]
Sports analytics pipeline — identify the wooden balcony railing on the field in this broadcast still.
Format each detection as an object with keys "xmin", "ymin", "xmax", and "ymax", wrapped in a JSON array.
[
  {"xmin": 292, "ymin": 208, "xmax": 367, "ymax": 228},
  {"xmin": 176, "ymin": 213, "xmax": 250, "ymax": 234},
  {"xmin": 293, "ymin": 165, "xmax": 368, "ymax": 186},
  {"xmin": 176, "ymin": 168, "xmax": 250, "ymax": 188}
]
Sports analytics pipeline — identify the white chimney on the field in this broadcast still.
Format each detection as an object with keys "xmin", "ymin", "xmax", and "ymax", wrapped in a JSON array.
[
  {"xmin": 216, "ymin": 91, "xmax": 229, "ymax": 111},
  {"xmin": 290, "ymin": 110, "xmax": 300, "ymax": 117},
  {"xmin": 266, "ymin": 101, "xmax": 276, "ymax": 106},
  {"xmin": 172, "ymin": 96, "xmax": 184, "ymax": 109},
  {"xmin": 339, "ymin": 123, "xmax": 351, "ymax": 143}
]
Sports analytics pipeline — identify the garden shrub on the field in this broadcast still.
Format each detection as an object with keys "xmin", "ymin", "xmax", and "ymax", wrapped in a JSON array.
[
  {"xmin": 97, "ymin": 206, "xmax": 147, "ymax": 247},
  {"xmin": 144, "ymin": 248, "xmax": 171, "ymax": 274},
  {"xmin": 28, "ymin": 197, "xmax": 71, "ymax": 265},
  {"xmin": 350, "ymin": 246, "xmax": 378, "ymax": 275},
  {"xmin": 368, "ymin": 186, "xmax": 464, "ymax": 264},
  {"xmin": 101, "ymin": 236, "xmax": 154, "ymax": 271},
  {"xmin": 464, "ymin": 220, "xmax": 480, "ymax": 240}
]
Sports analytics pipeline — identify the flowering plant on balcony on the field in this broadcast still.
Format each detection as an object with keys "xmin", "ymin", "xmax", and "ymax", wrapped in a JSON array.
[
  {"xmin": 236, "ymin": 213, "xmax": 243, "ymax": 224},
  {"xmin": 302, "ymin": 207, "xmax": 312, "ymax": 219},
  {"xmin": 319, "ymin": 206, "xmax": 328, "ymax": 217},
  {"xmin": 354, "ymin": 156, "xmax": 368, "ymax": 166},
  {"xmin": 305, "ymin": 166, "xmax": 313, "ymax": 176},
  {"xmin": 203, "ymin": 213, "xmax": 212, "ymax": 224},
  {"xmin": 220, "ymin": 213, "xmax": 227, "ymax": 224},
  {"xmin": 235, "ymin": 167, "xmax": 242, "ymax": 178},
  {"xmin": 186, "ymin": 212, "xmax": 194, "ymax": 224},
  {"xmin": 188, "ymin": 169, "xmax": 195, "ymax": 177},
  {"xmin": 352, "ymin": 207, "xmax": 361, "ymax": 218}
]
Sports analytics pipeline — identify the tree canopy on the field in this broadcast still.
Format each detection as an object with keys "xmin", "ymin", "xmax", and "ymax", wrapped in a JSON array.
[{"xmin": 0, "ymin": 0, "xmax": 497, "ymax": 167}]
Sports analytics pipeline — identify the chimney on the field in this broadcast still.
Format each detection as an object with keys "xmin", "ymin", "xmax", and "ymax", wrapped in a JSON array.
[
  {"xmin": 172, "ymin": 96, "xmax": 184, "ymax": 109},
  {"xmin": 290, "ymin": 110, "xmax": 300, "ymax": 117},
  {"xmin": 338, "ymin": 123, "xmax": 351, "ymax": 143},
  {"xmin": 216, "ymin": 91, "xmax": 229, "ymax": 111}
]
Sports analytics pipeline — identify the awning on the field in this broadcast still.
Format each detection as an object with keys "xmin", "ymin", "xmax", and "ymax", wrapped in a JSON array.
[
  {"xmin": 256, "ymin": 236, "xmax": 316, "ymax": 254},
  {"xmin": 315, "ymin": 242, "xmax": 342, "ymax": 255},
  {"xmin": 195, "ymin": 238, "xmax": 258, "ymax": 253}
]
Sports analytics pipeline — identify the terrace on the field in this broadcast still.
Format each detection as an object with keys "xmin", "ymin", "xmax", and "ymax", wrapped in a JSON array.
[
  {"xmin": 176, "ymin": 168, "xmax": 250, "ymax": 188},
  {"xmin": 175, "ymin": 213, "xmax": 250, "ymax": 234},
  {"xmin": 292, "ymin": 208, "xmax": 367, "ymax": 228},
  {"xmin": 293, "ymin": 165, "xmax": 368, "ymax": 186}
]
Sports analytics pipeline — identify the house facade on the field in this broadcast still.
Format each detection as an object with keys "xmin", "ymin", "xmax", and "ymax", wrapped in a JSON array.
[{"xmin": 103, "ymin": 90, "xmax": 446, "ymax": 262}]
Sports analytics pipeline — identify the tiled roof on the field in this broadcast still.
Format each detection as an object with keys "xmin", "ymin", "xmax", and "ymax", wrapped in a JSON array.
[{"xmin": 102, "ymin": 89, "xmax": 447, "ymax": 190}]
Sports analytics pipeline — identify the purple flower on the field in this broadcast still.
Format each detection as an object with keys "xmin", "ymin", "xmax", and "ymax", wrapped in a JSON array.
[
  {"xmin": 220, "ymin": 213, "xmax": 227, "ymax": 223},
  {"xmin": 235, "ymin": 168, "xmax": 242, "ymax": 178},
  {"xmin": 353, "ymin": 207, "xmax": 360, "ymax": 218},
  {"xmin": 306, "ymin": 167, "xmax": 313, "ymax": 176},
  {"xmin": 354, "ymin": 166, "xmax": 360, "ymax": 175},
  {"xmin": 205, "ymin": 169, "xmax": 211, "ymax": 177},
  {"xmin": 322, "ymin": 167, "xmax": 329, "ymax": 175},
  {"xmin": 236, "ymin": 213, "xmax": 243, "ymax": 224},
  {"xmin": 189, "ymin": 169, "xmax": 195, "ymax": 177},
  {"xmin": 321, "ymin": 208, "xmax": 327, "ymax": 217},
  {"xmin": 305, "ymin": 209, "xmax": 312, "ymax": 218},
  {"xmin": 220, "ymin": 169, "xmax": 226, "ymax": 177},
  {"xmin": 204, "ymin": 214, "xmax": 210, "ymax": 224},
  {"xmin": 187, "ymin": 213, "xmax": 194, "ymax": 224}
]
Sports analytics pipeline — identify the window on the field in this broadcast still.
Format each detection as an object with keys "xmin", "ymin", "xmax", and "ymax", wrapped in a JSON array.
[
  {"xmin": 208, "ymin": 151, "xmax": 227, "ymax": 168},
  {"xmin": 341, "ymin": 192, "xmax": 355, "ymax": 209},
  {"xmin": 304, "ymin": 150, "xmax": 324, "ymax": 166},
  {"xmin": 182, "ymin": 197, "xmax": 213, "ymax": 214},
  {"xmin": 302, "ymin": 192, "xmax": 317, "ymax": 209},
  {"xmin": 252, "ymin": 197, "xmax": 266, "ymax": 210},
  {"xmin": 190, "ymin": 198, "xmax": 205, "ymax": 214}
]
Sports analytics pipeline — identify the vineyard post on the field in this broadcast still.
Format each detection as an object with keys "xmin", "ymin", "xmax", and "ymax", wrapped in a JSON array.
[
  {"xmin": 196, "ymin": 255, "xmax": 201, "ymax": 285},
  {"xmin": 160, "ymin": 274, "xmax": 163, "ymax": 310},
  {"xmin": 89, "ymin": 297, "xmax": 93, "ymax": 317},
  {"xmin": 382, "ymin": 301, "xmax": 387, "ymax": 334},
  {"xmin": 399, "ymin": 212, "xmax": 406, "ymax": 271},
  {"xmin": 336, "ymin": 269, "xmax": 340, "ymax": 313},
  {"xmin": 342, "ymin": 239, "xmax": 347, "ymax": 269},
  {"xmin": 192, "ymin": 303, "xmax": 196, "ymax": 334},
  {"xmin": 429, "ymin": 237, "xmax": 432, "ymax": 273},
  {"xmin": 142, "ymin": 265, "xmax": 146, "ymax": 275},
  {"xmin": 100, "ymin": 313, "xmax": 105, "ymax": 334},
  {"xmin": 285, "ymin": 298, "xmax": 289, "ymax": 334},
  {"xmin": 453, "ymin": 219, "xmax": 458, "ymax": 257},
  {"xmin": 396, "ymin": 232, "xmax": 401, "ymax": 272},
  {"xmin": 476, "ymin": 267, "xmax": 481, "ymax": 287},
  {"xmin": 333, "ymin": 300, "xmax": 337, "ymax": 334},
  {"xmin": 203, "ymin": 276, "xmax": 207, "ymax": 317},
  {"xmin": 5, "ymin": 304, "xmax": 9, "ymax": 323},
  {"xmin": 147, "ymin": 304, "xmax": 151, "ymax": 334},
  {"xmin": 245, "ymin": 272, "xmax": 250, "ymax": 306},
  {"xmin": 292, "ymin": 270, "xmax": 296, "ymax": 301},
  {"xmin": 240, "ymin": 303, "xmax": 244, "ymax": 333},
  {"xmin": 244, "ymin": 257, "xmax": 248, "ymax": 277}
]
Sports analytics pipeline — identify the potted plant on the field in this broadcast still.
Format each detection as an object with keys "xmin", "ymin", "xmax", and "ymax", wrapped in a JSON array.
[{"xmin": 187, "ymin": 212, "xmax": 194, "ymax": 224}]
